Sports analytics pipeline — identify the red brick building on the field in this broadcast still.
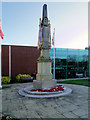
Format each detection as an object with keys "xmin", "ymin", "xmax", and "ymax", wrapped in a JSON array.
[{"xmin": 1, "ymin": 45, "xmax": 40, "ymax": 77}]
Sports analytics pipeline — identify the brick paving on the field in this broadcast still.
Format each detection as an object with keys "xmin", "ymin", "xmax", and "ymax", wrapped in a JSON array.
[{"xmin": 0, "ymin": 83, "xmax": 89, "ymax": 119}]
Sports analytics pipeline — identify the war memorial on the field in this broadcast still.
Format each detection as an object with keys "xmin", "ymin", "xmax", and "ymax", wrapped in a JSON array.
[
  {"xmin": 19, "ymin": 4, "xmax": 72, "ymax": 98},
  {"xmin": 1, "ymin": 3, "xmax": 89, "ymax": 119}
]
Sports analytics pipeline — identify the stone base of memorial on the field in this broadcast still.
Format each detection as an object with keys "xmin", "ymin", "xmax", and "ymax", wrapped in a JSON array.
[
  {"xmin": 33, "ymin": 57, "xmax": 56, "ymax": 89},
  {"xmin": 18, "ymin": 84, "xmax": 72, "ymax": 98},
  {"xmin": 33, "ymin": 79, "xmax": 56, "ymax": 89}
]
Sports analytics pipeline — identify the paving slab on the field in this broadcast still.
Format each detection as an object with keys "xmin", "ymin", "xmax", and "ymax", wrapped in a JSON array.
[
  {"xmin": 1, "ymin": 83, "xmax": 89, "ymax": 119},
  {"xmin": 62, "ymin": 111, "xmax": 79, "ymax": 118},
  {"xmin": 72, "ymin": 108, "xmax": 88, "ymax": 117}
]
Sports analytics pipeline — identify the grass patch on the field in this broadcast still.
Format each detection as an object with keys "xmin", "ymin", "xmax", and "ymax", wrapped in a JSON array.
[
  {"xmin": 57, "ymin": 79, "xmax": 90, "ymax": 87},
  {"xmin": 0, "ymin": 86, "xmax": 11, "ymax": 89}
]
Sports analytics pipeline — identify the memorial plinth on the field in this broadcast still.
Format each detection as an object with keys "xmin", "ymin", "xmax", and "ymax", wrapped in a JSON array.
[
  {"xmin": 33, "ymin": 4, "xmax": 56, "ymax": 89},
  {"xmin": 33, "ymin": 57, "xmax": 56, "ymax": 89}
]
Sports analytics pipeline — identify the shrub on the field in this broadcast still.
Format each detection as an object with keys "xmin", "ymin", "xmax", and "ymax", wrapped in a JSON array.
[
  {"xmin": 1, "ymin": 76, "xmax": 11, "ymax": 85},
  {"xmin": 10, "ymin": 76, "xmax": 17, "ymax": 83},
  {"xmin": 16, "ymin": 74, "xmax": 31, "ymax": 82}
]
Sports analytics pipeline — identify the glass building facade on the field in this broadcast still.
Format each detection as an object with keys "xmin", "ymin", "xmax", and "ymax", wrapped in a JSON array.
[{"xmin": 49, "ymin": 48, "xmax": 89, "ymax": 79}]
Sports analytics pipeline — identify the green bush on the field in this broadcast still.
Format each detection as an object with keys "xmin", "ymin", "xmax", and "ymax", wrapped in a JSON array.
[
  {"xmin": 16, "ymin": 74, "xmax": 31, "ymax": 82},
  {"xmin": 1, "ymin": 76, "xmax": 11, "ymax": 85}
]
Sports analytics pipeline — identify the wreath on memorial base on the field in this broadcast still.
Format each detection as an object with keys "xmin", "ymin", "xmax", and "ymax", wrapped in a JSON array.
[{"xmin": 30, "ymin": 85, "xmax": 64, "ymax": 92}]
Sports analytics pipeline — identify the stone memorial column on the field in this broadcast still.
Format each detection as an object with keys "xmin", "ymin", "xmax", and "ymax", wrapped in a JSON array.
[{"xmin": 33, "ymin": 4, "xmax": 56, "ymax": 89}]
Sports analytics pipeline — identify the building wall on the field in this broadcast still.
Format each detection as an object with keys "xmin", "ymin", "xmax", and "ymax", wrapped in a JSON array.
[
  {"xmin": 1, "ymin": 45, "xmax": 89, "ymax": 79},
  {"xmin": 50, "ymin": 48, "xmax": 89, "ymax": 79},
  {"xmin": 1, "ymin": 45, "xmax": 9, "ymax": 76},
  {"xmin": 1, "ymin": 45, "xmax": 40, "ymax": 77}
]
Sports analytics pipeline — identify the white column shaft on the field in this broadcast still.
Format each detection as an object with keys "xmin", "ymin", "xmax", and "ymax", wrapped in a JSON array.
[{"xmin": 9, "ymin": 45, "xmax": 11, "ymax": 78}]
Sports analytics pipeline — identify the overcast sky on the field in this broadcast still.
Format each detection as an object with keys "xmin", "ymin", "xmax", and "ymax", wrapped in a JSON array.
[{"xmin": 1, "ymin": 2, "xmax": 88, "ymax": 49}]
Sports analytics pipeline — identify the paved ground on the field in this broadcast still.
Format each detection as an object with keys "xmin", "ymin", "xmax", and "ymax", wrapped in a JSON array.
[{"xmin": 0, "ymin": 82, "xmax": 89, "ymax": 119}]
